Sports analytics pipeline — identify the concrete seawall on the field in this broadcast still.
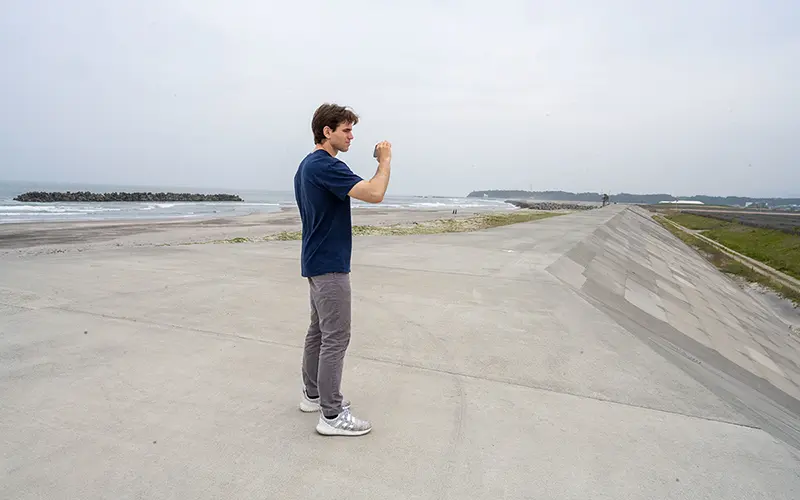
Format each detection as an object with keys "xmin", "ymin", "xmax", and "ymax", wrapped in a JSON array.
[
  {"xmin": 2, "ymin": 204, "xmax": 799, "ymax": 499},
  {"xmin": 548, "ymin": 206, "xmax": 800, "ymax": 448}
]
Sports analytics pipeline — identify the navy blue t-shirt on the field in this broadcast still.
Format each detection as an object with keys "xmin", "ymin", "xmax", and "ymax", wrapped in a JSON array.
[{"xmin": 293, "ymin": 149, "xmax": 364, "ymax": 277}]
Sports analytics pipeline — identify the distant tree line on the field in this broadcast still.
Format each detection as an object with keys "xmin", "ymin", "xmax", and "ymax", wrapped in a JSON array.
[
  {"xmin": 14, "ymin": 191, "xmax": 244, "ymax": 202},
  {"xmin": 467, "ymin": 190, "xmax": 800, "ymax": 207}
]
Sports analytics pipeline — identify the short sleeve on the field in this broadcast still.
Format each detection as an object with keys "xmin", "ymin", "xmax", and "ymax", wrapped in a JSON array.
[{"xmin": 316, "ymin": 159, "xmax": 364, "ymax": 200}]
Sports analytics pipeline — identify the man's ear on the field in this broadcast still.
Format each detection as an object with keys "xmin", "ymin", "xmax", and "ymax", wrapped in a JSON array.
[{"xmin": 323, "ymin": 126, "xmax": 332, "ymax": 139}]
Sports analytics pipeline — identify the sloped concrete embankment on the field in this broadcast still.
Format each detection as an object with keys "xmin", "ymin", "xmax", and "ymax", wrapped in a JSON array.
[{"xmin": 546, "ymin": 206, "xmax": 800, "ymax": 451}]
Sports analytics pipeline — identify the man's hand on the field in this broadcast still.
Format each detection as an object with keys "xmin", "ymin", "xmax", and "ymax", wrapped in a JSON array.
[{"xmin": 374, "ymin": 141, "xmax": 392, "ymax": 163}]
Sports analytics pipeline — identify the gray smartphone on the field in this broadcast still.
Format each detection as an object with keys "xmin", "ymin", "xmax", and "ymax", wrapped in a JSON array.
[{"xmin": 373, "ymin": 144, "xmax": 378, "ymax": 158}]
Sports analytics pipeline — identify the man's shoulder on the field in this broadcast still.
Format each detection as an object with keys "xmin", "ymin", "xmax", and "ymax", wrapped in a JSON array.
[
  {"xmin": 302, "ymin": 150, "xmax": 341, "ymax": 167},
  {"xmin": 300, "ymin": 151, "xmax": 339, "ymax": 177},
  {"xmin": 304, "ymin": 152, "xmax": 355, "ymax": 178}
]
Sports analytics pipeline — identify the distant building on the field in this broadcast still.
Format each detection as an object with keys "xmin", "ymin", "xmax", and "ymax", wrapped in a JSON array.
[{"xmin": 657, "ymin": 200, "xmax": 705, "ymax": 205}]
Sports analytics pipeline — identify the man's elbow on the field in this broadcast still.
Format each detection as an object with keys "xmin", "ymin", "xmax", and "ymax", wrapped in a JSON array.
[
  {"xmin": 363, "ymin": 185, "xmax": 384, "ymax": 203},
  {"xmin": 348, "ymin": 181, "xmax": 385, "ymax": 203}
]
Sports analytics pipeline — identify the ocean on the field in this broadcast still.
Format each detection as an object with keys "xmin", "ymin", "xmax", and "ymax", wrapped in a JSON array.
[{"xmin": 0, "ymin": 181, "xmax": 513, "ymax": 224}]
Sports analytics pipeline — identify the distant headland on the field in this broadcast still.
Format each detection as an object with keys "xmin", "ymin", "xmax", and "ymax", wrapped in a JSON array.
[
  {"xmin": 467, "ymin": 190, "xmax": 800, "ymax": 208},
  {"xmin": 13, "ymin": 191, "xmax": 244, "ymax": 203}
]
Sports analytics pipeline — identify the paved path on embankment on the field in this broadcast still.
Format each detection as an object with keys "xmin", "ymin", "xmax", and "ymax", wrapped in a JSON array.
[{"xmin": 2, "ymin": 204, "xmax": 799, "ymax": 499}]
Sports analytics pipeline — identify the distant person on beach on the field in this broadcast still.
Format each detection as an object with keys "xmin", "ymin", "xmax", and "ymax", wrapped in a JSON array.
[{"xmin": 293, "ymin": 103, "xmax": 392, "ymax": 436}]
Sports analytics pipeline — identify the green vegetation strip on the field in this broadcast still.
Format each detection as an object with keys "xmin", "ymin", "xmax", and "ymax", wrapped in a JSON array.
[
  {"xmin": 661, "ymin": 213, "xmax": 730, "ymax": 230},
  {"xmin": 654, "ymin": 215, "xmax": 800, "ymax": 305},
  {"xmin": 664, "ymin": 213, "xmax": 800, "ymax": 281},
  {"xmin": 210, "ymin": 211, "xmax": 563, "ymax": 244}
]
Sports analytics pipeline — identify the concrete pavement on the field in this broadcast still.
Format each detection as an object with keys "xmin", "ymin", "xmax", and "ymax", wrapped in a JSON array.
[{"xmin": 2, "ymin": 204, "xmax": 800, "ymax": 499}]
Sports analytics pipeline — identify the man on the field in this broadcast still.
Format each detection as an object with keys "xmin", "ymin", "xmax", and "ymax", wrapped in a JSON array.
[{"xmin": 293, "ymin": 103, "xmax": 392, "ymax": 436}]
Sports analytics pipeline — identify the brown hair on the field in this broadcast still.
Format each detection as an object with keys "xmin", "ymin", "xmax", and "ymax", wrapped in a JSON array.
[{"xmin": 311, "ymin": 103, "xmax": 359, "ymax": 144}]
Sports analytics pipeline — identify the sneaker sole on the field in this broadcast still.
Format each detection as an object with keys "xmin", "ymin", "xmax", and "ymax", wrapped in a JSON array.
[
  {"xmin": 315, "ymin": 421, "xmax": 372, "ymax": 436},
  {"xmin": 299, "ymin": 400, "xmax": 320, "ymax": 413},
  {"xmin": 299, "ymin": 400, "xmax": 351, "ymax": 413}
]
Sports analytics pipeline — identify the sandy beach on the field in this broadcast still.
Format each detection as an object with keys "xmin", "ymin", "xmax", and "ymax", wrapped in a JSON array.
[{"xmin": 0, "ymin": 206, "xmax": 508, "ymax": 257}]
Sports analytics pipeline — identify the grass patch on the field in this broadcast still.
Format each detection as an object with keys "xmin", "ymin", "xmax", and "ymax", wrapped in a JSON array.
[
  {"xmin": 656, "ymin": 216, "xmax": 729, "ymax": 267},
  {"xmin": 664, "ymin": 212, "xmax": 800, "ymax": 281},
  {"xmin": 200, "ymin": 211, "xmax": 563, "ymax": 245},
  {"xmin": 654, "ymin": 216, "xmax": 800, "ymax": 305},
  {"xmin": 263, "ymin": 231, "xmax": 301, "ymax": 241},
  {"xmin": 350, "ymin": 211, "xmax": 562, "ymax": 237},
  {"xmin": 721, "ymin": 261, "xmax": 799, "ymax": 300},
  {"xmin": 255, "ymin": 211, "xmax": 562, "ymax": 241},
  {"xmin": 482, "ymin": 211, "xmax": 562, "ymax": 226},
  {"xmin": 704, "ymin": 225, "xmax": 800, "ymax": 281},
  {"xmin": 664, "ymin": 213, "xmax": 730, "ymax": 230}
]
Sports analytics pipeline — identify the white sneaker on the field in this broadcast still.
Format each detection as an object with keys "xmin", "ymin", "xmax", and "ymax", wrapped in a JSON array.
[
  {"xmin": 299, "ymin": 388, "xmax": 351, "ymax": 413},
  {"xmin": 316, "ymin": 408, "xmax": 372, "ymax": 436}
]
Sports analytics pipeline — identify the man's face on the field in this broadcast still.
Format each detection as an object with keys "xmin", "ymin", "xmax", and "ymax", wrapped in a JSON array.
[{"xmin": 325, "ymin": 121, "xmax": 354, "ymax": 153}]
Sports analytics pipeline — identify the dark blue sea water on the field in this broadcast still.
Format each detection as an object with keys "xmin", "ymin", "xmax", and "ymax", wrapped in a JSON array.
[{"xmin": 0, "ymin": 181, "xmax": 512, "ymax": 224}]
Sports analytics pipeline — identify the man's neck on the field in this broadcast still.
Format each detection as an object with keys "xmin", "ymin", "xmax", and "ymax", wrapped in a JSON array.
[{"xmin": 315, "ymin": 142, "xmax": 338, "ymax": 157}]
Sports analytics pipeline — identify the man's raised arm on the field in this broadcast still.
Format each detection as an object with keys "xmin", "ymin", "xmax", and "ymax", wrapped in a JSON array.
[{"xmin": 348, "ymin": 141, "xmax": 392, "ymax": 204}]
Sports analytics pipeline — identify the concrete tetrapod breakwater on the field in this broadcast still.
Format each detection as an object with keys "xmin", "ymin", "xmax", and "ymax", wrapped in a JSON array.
[
  {"xmin": 1, "ymin": 204, "xmax": 799, "ymax": 499},
  {"xmin": 13, "ymin": 191, "xmax": 244, "ymax": 202}
]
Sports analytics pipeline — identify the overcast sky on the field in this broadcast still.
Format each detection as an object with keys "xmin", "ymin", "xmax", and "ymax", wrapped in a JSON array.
[{"xmin": 1, "ymin": 1, "xmax": 798, "ymax": 197}]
